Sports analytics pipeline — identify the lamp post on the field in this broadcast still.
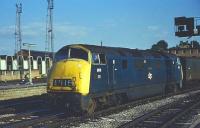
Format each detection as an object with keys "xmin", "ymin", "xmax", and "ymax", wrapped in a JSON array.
[{"xmin": 23, "ymin": 43, "xmax": 36, "ymax": 84}]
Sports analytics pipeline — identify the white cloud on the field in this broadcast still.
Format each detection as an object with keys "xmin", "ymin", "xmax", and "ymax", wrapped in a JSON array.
[
  {"xmin": 0, "ymin": 22, "xmax": 45, "ymax": 38},
  {"xmin": 22, "ymin": 22, "xmax": 45, "ymax": 37},
  {"xmin": 54, "ymin": 23, "xmax": 89, "ymax": 37},
  {"xmin": 0, "ymin": 22, "xmax": 90, "ymax": 39},
  {"xmin": 0, "ymin": 25, "xmax": 14, "ymax": 37},
  {"xmin": 146, "ymin": 25, "xmax": 170, "ymax": 39},
  {"xmin": 0, "ymin": 22, "xmax": 91, "ymax": 55},
  {"xmin": 147, "ymin": 25, "xmax": 159, "ymax": 31}
]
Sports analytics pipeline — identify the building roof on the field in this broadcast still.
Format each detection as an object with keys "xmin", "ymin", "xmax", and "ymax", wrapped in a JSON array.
[
  {"xmin": 0, "ymin": 50, "xmax": 54, "ymax": 60},
  {"xmin": 17, "ymin": 49, "xmax": 54, "ymax": 59}
]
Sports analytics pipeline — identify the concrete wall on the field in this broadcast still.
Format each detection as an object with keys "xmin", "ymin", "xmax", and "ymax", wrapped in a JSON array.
[
  {"xmin": 0, "ymin": 70, "xmax": 41, "ymax": 81},
  {"xmin": 0, "ymin": 85, "xmax": 47, "ymax": 100}
]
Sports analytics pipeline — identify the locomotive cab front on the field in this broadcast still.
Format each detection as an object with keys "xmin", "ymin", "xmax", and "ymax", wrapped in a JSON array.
[{"xmin": 47, "ymin": 45, "xmax": 92, "ymax": 96}]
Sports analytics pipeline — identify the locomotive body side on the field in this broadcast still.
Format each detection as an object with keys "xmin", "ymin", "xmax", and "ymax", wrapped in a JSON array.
[
  {"xmin": 83, "ymin": 51, "xmax": 167, "ymax": 109},
  {"xmin": 88, "ymin": 48, "xmax": 182, "ymax": 106}
]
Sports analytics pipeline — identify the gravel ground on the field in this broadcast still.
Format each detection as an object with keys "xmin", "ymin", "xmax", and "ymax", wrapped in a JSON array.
[{"xmin": 69, "ymin": 90, "xmax": 200, "ymax": 128}]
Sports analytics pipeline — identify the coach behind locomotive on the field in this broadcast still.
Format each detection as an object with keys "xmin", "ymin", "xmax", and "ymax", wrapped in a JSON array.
[
  {"xmin": 180, "ymin": 57, "xmax": 200, "ymax": 86},
  {"xmin": 47, "ymin": 44, "xmax": 182, "ymax": 114}
]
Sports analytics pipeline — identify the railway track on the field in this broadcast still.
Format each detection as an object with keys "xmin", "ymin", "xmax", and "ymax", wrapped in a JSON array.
[
  {"xmin": 1, "ymin": 87, "xmax": 200, "ymax": 128},
  {"xmin": 0, "ymin": 96, "xmax": 49, "ymax": 127},
  {"xmin": 118, "ymin": 91, "xmax": 200, "ymax": 128},
  {"xmin": 0, "ymin": 105, "xmax": 85, "ymax": 128},
  {"xmin": 0, "ymin": 95, "xmax": 76, "ymax": 128},
  {"xmin": 1, "ymin": 110, "xmax": 65, "ymax": 128},
  {"xmin": 0, "ymin": 97, "xmax": 45, "ymax": 115},
  {"xmin": 30, "ymin": 88, "xmax": 200, "ymax": 128},
  {"xmin": 0, "ymin": 93, "xmax": 164, "ymax": 127}
]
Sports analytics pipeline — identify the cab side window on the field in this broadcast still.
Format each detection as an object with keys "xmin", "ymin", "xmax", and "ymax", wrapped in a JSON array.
[
  {"xmin": 92, "ymin": 53, "xmax": 106, "ymax": 64},
  {"xmin": 92, "ymin": 53, "xmax": 99, "ymax": 64}
]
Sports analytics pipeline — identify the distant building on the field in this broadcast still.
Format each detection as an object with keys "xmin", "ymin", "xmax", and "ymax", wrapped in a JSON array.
[
  {"xmin": 0, "ymin": 50, "xmax": 53, "ymax": 81},
  {"xmin": 168, "ymin": 47, "xmax": 200, "ymax": 57}
]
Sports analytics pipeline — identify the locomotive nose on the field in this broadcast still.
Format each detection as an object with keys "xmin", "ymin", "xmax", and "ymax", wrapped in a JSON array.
[
  {"xmin": 47, "ymin": 59, "xmax": 91, "ymax": 95},
  {"xmin": 48, "ymin": 60, "xmax": 79, "ymax": 89}
]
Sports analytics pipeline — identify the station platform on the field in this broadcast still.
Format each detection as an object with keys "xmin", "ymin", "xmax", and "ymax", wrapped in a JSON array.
[{"xmin": 0, "ymin": 83, "xmax": 47, "ymax": 100}]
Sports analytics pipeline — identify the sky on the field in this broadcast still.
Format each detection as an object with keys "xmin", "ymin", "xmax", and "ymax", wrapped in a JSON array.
[{"xmin": 0, "ymin": 0, "xmax": 199, "ymax": 55}]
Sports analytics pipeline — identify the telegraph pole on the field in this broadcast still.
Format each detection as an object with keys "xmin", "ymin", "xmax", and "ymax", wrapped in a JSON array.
[
  {"xmin": 46, "ymin": 0, "xmax": 54, "ymax": 60},
  {"xmin": 15, "ymin": 3, "xmax": 22, "ymax": 56},
  {"xmin": 15, "ymin": 3, "xmax": 23, "ymax": 79}
]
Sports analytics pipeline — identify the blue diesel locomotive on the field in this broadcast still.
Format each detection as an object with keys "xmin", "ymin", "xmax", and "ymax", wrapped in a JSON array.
[{"xmin": 47, "ymin": 44, "xmax": 182, "ymax": 114}]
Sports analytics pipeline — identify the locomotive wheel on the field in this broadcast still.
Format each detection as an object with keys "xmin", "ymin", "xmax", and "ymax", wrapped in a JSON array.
[{"xmin": 87, "ymin": 98, "xmax": 96, "ymax": 115}]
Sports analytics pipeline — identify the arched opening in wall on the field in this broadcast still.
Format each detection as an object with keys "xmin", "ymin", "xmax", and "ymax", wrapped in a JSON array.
[
  {"xmin": 18, "ymin": 56, "xmax": 24, "ymax": 70},
  {"xmin": 6, "ymin": 56, "xmax": 13, "ymax": 76},
  {"xmin": 31, "ymin": 57, "xmax": 39, "ymax": 79},
  {"xmin": 12, "ymin": 56, "xmax": 18, "ymax": 75},
  {"xmin": 32, "ymin": 56, "xmax": 38, "ymax": 70},
  {"xmin": 0, "ymin": 55, "xmax": 7, "ymax": 75},
  {"xmin": 37, "ymin": 57, "xmax": 42, "ymax": 75},
  {"xmin": 30, "ymin": 57, "xmax": 33, "ymax": 70},
  {"xmin": 45, "ymin": 57, "xmax": 51, "ymax": 73},
  {"xmin": 7, "ymin": 56, "xmax": 13, "ymax": 71},
  {"xmin": 18, "ymin": 56, "xmax": 24, "ymax": 79}
]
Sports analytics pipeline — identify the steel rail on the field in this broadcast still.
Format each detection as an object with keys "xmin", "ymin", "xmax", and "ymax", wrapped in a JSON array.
[{"xmin": 118, "ymin": 93, "xmax": 200, "ymax": 128}]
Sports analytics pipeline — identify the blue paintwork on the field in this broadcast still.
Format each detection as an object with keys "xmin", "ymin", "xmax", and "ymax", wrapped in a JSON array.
[{"xmin": 89, "ymin": 50, "xmax": 181, "ymax": 98}]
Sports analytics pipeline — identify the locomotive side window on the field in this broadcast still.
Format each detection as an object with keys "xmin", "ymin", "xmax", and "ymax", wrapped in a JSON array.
[
  {"xmin": 99, "ymin": 54, "xmax": 106, "ymax": 64},
  {"xmin": 122, "ymin": 60, "xmax": 128, "ymax": 69},
  {"xmin": 92, "ymin": 53, "xmax": 106, "ymax": 65},
  {"xmin": 69, "ymin": 48, "xmax": 88, "ymax": 61},
  {"xmin": 92, "ymin": 53, "xmax": 99, "ymax": 64}
]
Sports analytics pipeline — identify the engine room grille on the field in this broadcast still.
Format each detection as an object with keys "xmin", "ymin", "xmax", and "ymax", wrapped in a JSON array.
[{"xmin": 53, "ymin": 79, "xmax": 73, "ymax": 87}]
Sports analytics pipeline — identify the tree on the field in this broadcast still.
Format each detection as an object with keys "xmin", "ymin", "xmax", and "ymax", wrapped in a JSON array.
[
  {"xmin": 190, "ymin": 40, "xmax": 200, "ymax": 48},
  {"xmin": 151, "ymin": 40, "xmax": 168, "ymax": 51},
  {"xmin": 151, "ymin": 44, "xmax": 159, "ymax": 51}
]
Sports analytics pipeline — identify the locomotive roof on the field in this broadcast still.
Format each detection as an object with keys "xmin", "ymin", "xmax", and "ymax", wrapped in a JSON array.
[{"xmin": 73, "ymin": 44, "xmax": 177, "ymax": 58}]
